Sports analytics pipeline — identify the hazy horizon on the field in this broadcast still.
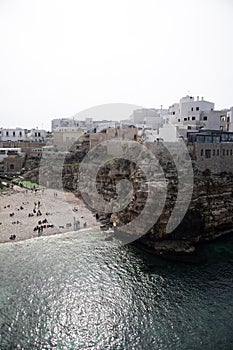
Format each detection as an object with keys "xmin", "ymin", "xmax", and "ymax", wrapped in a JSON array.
[{"xmin": 0, "ymin": 0, "xmax": 233, "ymax": 130}]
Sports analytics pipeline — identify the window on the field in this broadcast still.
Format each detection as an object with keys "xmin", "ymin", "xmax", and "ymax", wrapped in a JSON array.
[
  {"xmin": 227, "ymin": 116, "xmax": 230, "ymax": 123},
  {"xmin": 191, "ymin": 107, "xmax": 193, "ymax": 111},
  {"xmin": 203, "ymin": 116, "xmax": 208, "ymax": 121},
  {"xmin": 226, "ymin": 149, "xmax": 229, "ymax": 156},
  {"xmin": 220, "ymin": 116, "xmax": 226, "ymax": 122},
  {"xmin": 38, "ymin": 132, "xmax": 41, "ymax": 137},
  {"xmin": 201, "ymin": 149, "xmax": 203, "ymax": 156},
  {"xmin": 196, "ymin": 107, "xmax": 199, "ymax": 111},
  {"xmin": 188, "ymin": 126, "xmax": 192, "ymax": 129},
  {"xmin": 217, "ymin": 149, "xmax": 220, "ymax": 156},
  {"xmin": 205, "ymin": 149, "xmax": 211, "ymax": 159},
  {"xmin": 6, "ymin": 131, "xmax": 9, "ymax": 136},
  {"xmin": 221, "ymin": 134, "xmax": 228, "ymax": 142},
  {"xmin": 19, "ymin": 132, "xmax": 22, "ymax": 136},
  {"xmin": 205, "ymin": 136, "xmax": 212, "ymax": 143},
  {"xmin": 223, "ymin": 149, "xmax": 225, "ymax": 156},
  {"xmin": 213, "ymin": 135, "xmax": 220, "ymax": 143},
  {"xmin": 197, "ymin": 135, "xmax": 205, "ymax": 143},
  {"xmin": 13, "ymin": 131, "xmax": 15, "ymax": 136},
  {"xmin": 229, "ymin": 134, "xmax": 233, "ymax": 141},
  {"xmin": 35, "ymin": 132, "xmax": 37, "ymax": 137},
  {"xmin": 231, "ymin": 150, "xmax": 233, "ymax": 156},
  {"xmin": 184, "ymin": 118, "xmax": 187, "ymax": 121},
  {"xmin": 192, "ymin": 116, "xmax": 196, "ymax": 120},
  {"xmin": 213, "ymin": 149, "xmax": 215, "ymax": 156},
  {"xmin": 10, "ymin": 164, "xmax": 14, "ymax": 170},
  {"xmin": 188, "ymin": 117, "xmax": 190, "ymax": 121},
  {"xmin": 178, "ymin": 118, "xmax": 180, "ymax": 122}
]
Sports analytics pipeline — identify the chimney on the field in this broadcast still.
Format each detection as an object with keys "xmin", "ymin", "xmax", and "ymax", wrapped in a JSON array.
[{"xmin": 197, "ymin": 96, "xmax": 199, "ymax": 101}]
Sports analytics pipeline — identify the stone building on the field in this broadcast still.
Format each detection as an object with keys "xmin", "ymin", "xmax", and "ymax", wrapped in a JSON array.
[
  {"xmin": 89, "ymin": 126, "xmax": 138, "ymax": 149},
  {"xmin": 53, "ymin": 127, "xmax": 83, "ymax": 149},
  {"xmin": 188, "ymin": 130, "xmax": 233, "ymax": 174},
  {"xmin": 2, "ymin": 156, "xmax": 25, "ymax": 175},
  {"xmin": 0, "ymin": 141, "xmax": 47, "ymax": 156}
]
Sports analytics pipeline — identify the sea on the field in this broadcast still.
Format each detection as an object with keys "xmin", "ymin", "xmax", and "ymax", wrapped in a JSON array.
[{"xmin": 0, "ymin": 228, "xmax": 233, "ymax": 350}]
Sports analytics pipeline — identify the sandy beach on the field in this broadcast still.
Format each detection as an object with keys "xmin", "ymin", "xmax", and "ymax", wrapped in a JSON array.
[{"xmin": 0, "ymin": 185, "xmax": 99, "ymax": 243}]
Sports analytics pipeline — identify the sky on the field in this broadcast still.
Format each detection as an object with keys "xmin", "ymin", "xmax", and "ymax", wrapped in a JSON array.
[{"xmin": 0, "ymin": 0, "xmax": 233, "ymax": 130}]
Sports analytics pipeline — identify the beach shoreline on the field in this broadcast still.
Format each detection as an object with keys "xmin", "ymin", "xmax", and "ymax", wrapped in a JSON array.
[{"xmin": 0, "ymin": 186, "xmax": 99, "ymax": 244}]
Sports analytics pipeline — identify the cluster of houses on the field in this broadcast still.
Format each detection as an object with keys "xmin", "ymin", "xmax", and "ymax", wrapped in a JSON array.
[{"xmin": 1, "ymin": 95, "xmax": 233, "ymax": 176}]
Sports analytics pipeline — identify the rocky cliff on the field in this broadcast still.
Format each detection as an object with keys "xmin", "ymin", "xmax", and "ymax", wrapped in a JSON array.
[
  {"xmin": 77, "ymin": 142, "xmax": 233, "ymax": 258},
  {"xmin": 22, "ymin": 140, "xmax": 233, "ymax": 258}
]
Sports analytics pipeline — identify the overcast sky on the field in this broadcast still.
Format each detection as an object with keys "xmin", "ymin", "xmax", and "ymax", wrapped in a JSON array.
[{"xmin": 0, "ymin": 0, "xmax": 232, "ymax": 130}]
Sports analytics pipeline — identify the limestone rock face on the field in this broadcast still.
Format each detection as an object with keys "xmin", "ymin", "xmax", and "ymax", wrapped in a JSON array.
[
  {"xmin": 80, "ymin": 145, "xmax": 233, "ymax": 256},
  {"xmin": 22, "ymin": 141, "xmax": 233, "ymax": 256}
]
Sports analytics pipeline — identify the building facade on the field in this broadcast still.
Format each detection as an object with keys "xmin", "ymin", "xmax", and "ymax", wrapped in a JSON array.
[
  {"xmin": 28, "ymin": 129, "xmax": 47, "ymax": 142},
  {"xmin": 131, "ymin": 108, "xmax": 164, "ymax": 130},
  {"xmin": 53, "ymin": 127, "xmax": 83, "ymax": 149},
  {"xmin": 0, "ymin": 128, "xmax": 47, "ymax": 142},
  {"xmin": 51, "ymin": 118, "xmax": 78, "ymax": 131},
  {"xmin": 163, "ymin": 95, "xmax": 233, "ymax": 137},
  {"xmin": 188, "ymin": 130, "xmax": 233, "ymax": 173},
  {"xmin": 0, "ymin": 128, "xmax": 28, "ymax": 142}
]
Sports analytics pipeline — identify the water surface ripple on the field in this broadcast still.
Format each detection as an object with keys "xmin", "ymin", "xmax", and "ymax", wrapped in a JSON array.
[{"xmin": 0, "ymin": 229, "xmax": 233, "ymax": 349}]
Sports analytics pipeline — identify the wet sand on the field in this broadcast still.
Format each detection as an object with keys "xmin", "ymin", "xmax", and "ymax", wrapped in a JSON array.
[{"xmin": 0, "ymin": 186, "xmax": 99, "ymax": 243}]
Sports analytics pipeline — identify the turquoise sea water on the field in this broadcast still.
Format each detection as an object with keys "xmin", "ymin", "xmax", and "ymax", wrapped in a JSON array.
[{"xmin": 0, "ymin": 229, "xmax": 233, "ymax": 350}]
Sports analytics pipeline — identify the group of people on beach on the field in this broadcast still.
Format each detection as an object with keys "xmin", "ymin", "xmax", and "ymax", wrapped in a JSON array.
[
  {"xmin": 3, "ymin": 188, "xmax": 89, "ymax": 242},
  {"xmin": 5, "ymin": 197, "xmax": 54, "ymax": 240},
  {"xmin": 33, "ymin": 223, "xmax": 54, "ymax": 236}
]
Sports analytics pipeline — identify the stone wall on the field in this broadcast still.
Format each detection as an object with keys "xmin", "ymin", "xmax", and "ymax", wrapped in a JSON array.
[
  {"xmin": 189, "ymin": 142, "xmax": 233, "ymax": 174},
  {"xmin": 3, "ymin": 156, "xmax": 25, "ymax": 175}
]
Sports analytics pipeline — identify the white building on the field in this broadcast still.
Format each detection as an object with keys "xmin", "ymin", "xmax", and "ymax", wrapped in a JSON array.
[
  {"xmin": 198, "ymin": 110, "xmax": 231, "ymax": 131},
  {"xmin": 131, "ymin": 108, "xmax": 164, "ymax": 130},
  {"xmin": 0, "ymin": 128, "xmax": 28, "ymax": 142},
  {"xmin": 166, "ymin": 95, "xmax": 214, "ymax": 125},
  {"xmin": 51, "ymin": 118, "xmax": 78, "ymax": 131},
  {"xmin": 28, "ymin": 129, "xmax": 47, "ymax": 142},
  {"xmin": 0, "ymin": 127, "xmax": 47, "ymax": 142},
  {"xmin": 226, "ymin": 107, "xmax": 233, "ymax": 132},
  {"xmin": 51, "ymin": 117, "xmax": 95, "ymax": 132},
  {"xmin": 163, "ymin": 95, "xmax": 220, "ymax": 137},
  {"xmin": 158, "ymin": 124, "xmax": 180, "ymax": 142}
]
